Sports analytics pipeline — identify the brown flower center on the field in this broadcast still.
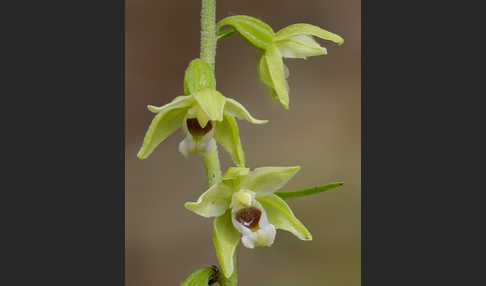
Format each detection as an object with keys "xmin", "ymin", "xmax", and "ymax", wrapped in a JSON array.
[
  {"xmin": 186, "ymin": 118, "xmax": 212, "ymax": 137},
  {"xmin": 235, "ymin": 207, "xmax": 262, "ymax": 229}
]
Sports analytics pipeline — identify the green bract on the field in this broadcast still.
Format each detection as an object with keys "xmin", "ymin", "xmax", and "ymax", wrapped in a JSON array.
[
  {"xmin": 217, "ymin": 16, "xmax": 344, "ymax": 109},
  {"xmin": 185, "ymin": 166, "xmax": 312, "ymax": 278},
  {"xmin": 137, "ymin": 59, "xmax": 267, "ymax": 166}
]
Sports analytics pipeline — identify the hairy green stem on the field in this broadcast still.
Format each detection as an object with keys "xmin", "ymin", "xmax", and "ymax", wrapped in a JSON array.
[{"xmin": 200, "ymin": 0, "xmax": 217, "ymax": 71}]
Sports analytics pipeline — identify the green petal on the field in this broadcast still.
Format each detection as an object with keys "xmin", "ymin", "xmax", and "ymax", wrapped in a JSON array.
[
  {"xmin": 193, "ymin": 88, "xmax": 226, "ymax": 122},
  {"xmin": 222, "ymin": 167, "xmax": 250, "ymax": 180},
  {"xmin": 180, "ymin": 266, "xmax": 218, "ymax": 286},
  {"xmin": 224, "ymin": 97, "xmax": 268, "ymax": 124},
  {"xmin": 263, "ymin": 46, "xmax": 289, "ymax": 109},
  {"xmin": 275, "ymin": 23, "xmax": 344, "ymax": 46},
  {"xmin": 257, "ymin": 194, "xmax": 312, "ymax": 241},
  {"xmin": 185, "ymin": 183, "xmax": 233, "ymax": 218},
  {"xmin": 240, "ymin": 166, "xmax": 300, "ymax": 197},
  {"xmin": 217, "ymin": 15, "xmax": 275, "ymax": 50},
  {"xmin": 137, "ymin": 106, "xmax": 188, "ymax": 159},
  {"xmin": 146, "ymin": 95, "xmax": 194, "ymax": 113},
  {"xmin": 183, "ymin": 58, "xmax": 216, "ymax": 95},
  {"xmin": 214, "ymin": 114, "xmax": 246, "ymax": 167},
  {"xmin": 213, "ymin": 211, "xmax": 240, "ymax": 278}
]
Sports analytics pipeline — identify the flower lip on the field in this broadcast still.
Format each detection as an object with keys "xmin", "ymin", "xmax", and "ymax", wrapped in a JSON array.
[
  {"xmin": 235, "ymin": 206, "xmax": 262, "ymax": 229},
  {"xmin": 187, "ymin": 118, "xmax": 213, "ymax": 137}
]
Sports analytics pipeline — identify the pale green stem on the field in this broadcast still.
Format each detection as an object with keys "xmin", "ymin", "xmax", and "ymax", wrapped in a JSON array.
[{"xmin": 200, "ymin": 1, "xmax": 237, "ymax": 285}]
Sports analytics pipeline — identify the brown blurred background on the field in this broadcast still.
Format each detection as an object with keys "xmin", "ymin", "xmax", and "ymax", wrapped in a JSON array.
[{"xmin": 126, "ymin": 0, "xmax": 360, "ymax": 285}]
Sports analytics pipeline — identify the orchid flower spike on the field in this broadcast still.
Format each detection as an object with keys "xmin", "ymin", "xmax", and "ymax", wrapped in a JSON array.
[
  {"xmin": 137, "ymin": 59, "xmax": 267, "ymax": 166},
  {"xmin": 217, "ymin": 15, "xmax": 344, "ymax": 109},
  {"xmin": 185, "ymin": 166, "xmax": 312, "ymax": 278}
]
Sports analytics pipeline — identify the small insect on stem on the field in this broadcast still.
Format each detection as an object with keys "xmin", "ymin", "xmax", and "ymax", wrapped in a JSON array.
[{"xmin": 208, "ymin": 265, "xmax": 219, "ymax": 285}]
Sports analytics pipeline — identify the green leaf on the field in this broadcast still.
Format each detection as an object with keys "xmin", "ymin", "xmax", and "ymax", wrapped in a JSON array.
[
  {"xmin": 217, "ymin": 15, "xmax": 275, "ymax": 50},
  {"xmin": 193, "ymin": 88, "xmax": 226, "ymax": 122},
  {"xmin": 275, "ymin": 182, "xmax": 343, "ymax": 199},
  {"xmin": 214, "ymin": 114, "xmax": 246, "ymax": 167},
  {"xmin": 137, "ymin": 106, "xmax": 189, "ymax": 159},
  {"xmin": 180, "ymin": 266, "xmax": 218, "ymax": 286},
  {"xmin": 257, "ymin": 194, "xmax": 312, "ymax": 241},
  {"xmin": 263, "ymin": 46, "xmax": 289, "ymax": 109},
  {"xmin": 184, "ymin": 58, "xmax": 217, "ymax": 95},
  {"xmin": 224, "ymin": 98, "xmax": 268, "ymax": 124},
  {"xmin": 185, "ymin": 183, "xmax": 233, "ymax": 218},
  {"xmin": 213, "ymin": 211, "xmax": 240, "ymax": 278},
  {"xmin": 275, "ymin": 23, "xmax": 344, "ymax": 46},
  {"xmin": 240, "ymin": 166, "xmax": 300, "ymax": 197},
  {"xmin": 217, "ymin": 27, "xmax": 236, "ymax": 40}
]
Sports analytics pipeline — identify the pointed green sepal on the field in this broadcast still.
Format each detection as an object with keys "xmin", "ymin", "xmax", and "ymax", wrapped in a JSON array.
[
  {"xmin": 275, "ymin": 23, "xmax": 344, "ymax": 46},
  {"xmin": 185, "ymin": 183, "xmax": 233, "ymax": 218},
  {"xmin": 184, "ymin": 58, "xmax": 217, "ymax": 95},
  {"xmin": 224, "ymin": 97, "xmax": 268, "ymax": 124},
  {"xmin": 213, "ymin": 211, "xmax": 240, "ymax": 278},
  {"xmin": 180, "ymin": 266, "xmax": 218, "ymax": 286},
  {"xmin": 193, "ymin": 88, "xmax": 226, "ymax": 122},
  {"xmin": 137, "ymin": 106, "xmax": 189, "ymax": 159},
  {"xmin": 257, "ymin": 194, "xmax": 312, "ymax": 241},
  {"xmin": 217, "ymin": 15, "xmax": 275, "ymax": 50},
  {"xmin": 222, "ymin": 167, "xmax": 250, "ymax": 180},
  {"xmin": 275, "ymin": 182, "xmax": 343, "ymax": 199},
  {"xmin": 146, "ymin": 95, "xmax": 194, "ymax": 113},
  {"xmin": 214, "ymin": 114, "xmax": 246, "ymax": 167},
  {"xmin": 261, "ymin": 46, "xmax": 289, "ymax": 109},
  {"xmin": 240, "ymin": 166, "xmax": 301, "ymax": 197}
]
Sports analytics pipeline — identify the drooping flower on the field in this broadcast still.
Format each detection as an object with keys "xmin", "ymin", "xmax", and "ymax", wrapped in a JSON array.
[
  {"xmin": 217, "ymin": 16, "xmax": 344, "ymax": 109},
  {"xmin": 137, "ymin": 59, "xmax": 267, "ymax": 166},
  {"xmin": 185, "ymin": 166, "xmax": 312, "ymax": 278}
]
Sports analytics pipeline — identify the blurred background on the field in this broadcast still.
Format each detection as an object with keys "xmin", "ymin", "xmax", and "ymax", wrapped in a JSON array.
[{"xmin": 126, "ymin": 0, "xmax": 360, "ymax": 285}]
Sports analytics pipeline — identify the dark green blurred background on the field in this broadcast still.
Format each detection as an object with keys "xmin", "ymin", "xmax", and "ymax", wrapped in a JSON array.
[{"xmin": 126, "ymin": 0, "xmax": 360, "ymax": 285}]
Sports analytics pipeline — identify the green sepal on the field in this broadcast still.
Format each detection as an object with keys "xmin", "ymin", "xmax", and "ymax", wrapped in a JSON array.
[
  {"xmin": 217, "ymin": 15, "xmax": 275, "ymax": 50},
  {"xmin": 180, "ymin": 266, "xmax": 218, "ymax": 286},
  {"xmin": 224, "ymin": 97, "xmax": 268, "ymax": 124},
  {"xmin": 184, "ymin": 58, "xmax": 216, "ymax": 95},
  {"xmin": 185, "ymin": 183, "xmax": 233, "ymax": 218},
  {"xmin": 137, "ymin": 106, "xmax": 189, "ymax": 159},
  {"xmin": 261, "ymin": 46, "xmax": 289, "ymax": 109},
  {"xmin": 257, "ymin": 194, "xmax": 312, "ymax": 241},
  {"xmin": 147, "ymin": 95, "xmax": 194, "ymax": 113},
  {"xmin": 214, "ymin": 114, "xmax": 246, "ymax": 167},
  {"xmin": 213, "ymin": 211, "xmax": 240, "ymax": 278},
  {"xmin": 240, "ymin": 166, "xmax": 300, "ymax": 197},
  {"xmin": 193, "ymin": 88, "xmax": 226, "ymax": 122},
  {"xmin": 275, "ymin": 182, "xmax": 343, "ymax": 199},
  {"xmin": 222, "ymin": 167, "xmax": 250, "ymax": 180},
  {"xmin": 275, "ymin": 23, "xmax": 344, "ymax": 46}
]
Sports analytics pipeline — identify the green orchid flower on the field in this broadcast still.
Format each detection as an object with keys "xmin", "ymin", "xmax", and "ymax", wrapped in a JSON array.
[
  {"xmin": 137, "ymin": 59, "xmax": 267, "ymax": 166},
  {"xmin": 185, "ymin": 166, "xmax": 312, "ymax": 278},
  {"xmin": 217, "ymin": 16, "xmax": 344, "ymax": 109}
]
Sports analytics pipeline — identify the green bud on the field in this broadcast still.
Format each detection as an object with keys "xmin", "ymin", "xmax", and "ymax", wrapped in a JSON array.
[
  {"xmin": 184, "ymin": 58, "xmax": 216, "ymax": 95},
  {"xmin": 217, "ymin": 15, "xmax": 275, "ymax": 50}
]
